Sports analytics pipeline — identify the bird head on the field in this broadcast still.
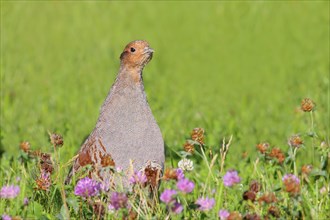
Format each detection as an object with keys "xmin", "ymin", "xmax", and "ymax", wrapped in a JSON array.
[{"xmin": 120, "ymin": 40, "xmax": 154, "ymax": 70}]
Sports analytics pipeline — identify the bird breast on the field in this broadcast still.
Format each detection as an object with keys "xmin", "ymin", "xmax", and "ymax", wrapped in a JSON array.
[{"xmin": 96, "ymin": 84, "xmax": 164, "ymax": 172}]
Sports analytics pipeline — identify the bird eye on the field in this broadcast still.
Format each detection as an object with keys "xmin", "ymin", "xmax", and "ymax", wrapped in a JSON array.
[{"xmin": 130, "ymin": 47, "xmax": 136, "ymax": 53}]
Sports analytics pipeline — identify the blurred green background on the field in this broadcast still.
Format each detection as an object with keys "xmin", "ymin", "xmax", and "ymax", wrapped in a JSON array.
[{"xmin": 1, "ymin": 1, "xmax": 329, "ymax": 165}]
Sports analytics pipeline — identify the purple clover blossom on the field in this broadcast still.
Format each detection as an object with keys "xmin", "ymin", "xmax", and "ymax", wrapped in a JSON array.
[
  {"xmin": 171, "ymin": 201, "xmax": 183, "ymax": 214},
  {"xmin": 109, "ymin": 192, "xmax": 128, "ymax": 210},
  {"xmin": 74, "ymin": 177, "xmax": 101, "ymax": 197},
  {"xmin": 218, "ymin": 209, "xmax": 230, "ymax": 220},
  {"xmin": 177, "ymin": 178, "xmax": 194, "ymax": 193},
  {"xmin": 176, "ymin": 168, "xmax": 185, "ymax": 180},
  {"xmin": 1, "ymin": 214, "xmax": 11, "ymax": 220},
  {"xmin": 129, "ymin": 171, "xmax": 147, "ymax": 185},
  {"xmin": 223, "ymin": 170, "xmax": 241, "ymax": 187},
  {"xmin": 0, "ymin": 185, "xmax": 20, "ymax": 199},
  {"xmin": 108, "ymin": 204, "xmax": 115, "ymax": 212},
  {"xmin": 282, "ymin": 174, "xmax": 300, "ymax": 184},
  {"xmin": 160, "ymin": 189, "xmax": 177, "ymax": 204},
  {"xmin": 195, "ymin": 197, "xmax": 215, "ymax": 211},
  {"xmin": 23, "ymin": 197, "xmax": 29, "ymax": 206}
]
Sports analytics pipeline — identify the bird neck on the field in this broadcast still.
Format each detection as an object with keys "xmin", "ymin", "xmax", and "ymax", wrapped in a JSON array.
[{"xmin": 118, "ymin": 65, "xmax": 143, "ymax": 85}]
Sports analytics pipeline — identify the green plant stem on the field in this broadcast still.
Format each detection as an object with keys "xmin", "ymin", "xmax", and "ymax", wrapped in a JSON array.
[
  {"xmin": 293, "ymin": 147, "xmax": 298, "ymax": 176},
  {"xmin": 54, "ymin": 146, "xmax": 70, "ymax": 219},
  {"xmin": 310, "ymin": 111, "xmax": 315, "ymax": 164},
  {"xmin": 199, "ymin": 145, "xmax": 215, "ymax": 196}
]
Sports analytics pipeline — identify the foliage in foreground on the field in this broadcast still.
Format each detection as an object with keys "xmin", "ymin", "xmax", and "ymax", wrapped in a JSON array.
[{"xmin": 0, "ymin": 98, "xmax": 329, "ymax": 219}]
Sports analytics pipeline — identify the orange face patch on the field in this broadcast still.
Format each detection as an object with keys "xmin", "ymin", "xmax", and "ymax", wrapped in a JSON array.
[{"xmin": 120, "ymin": 40, "xmax": 154, "ymax": 69}]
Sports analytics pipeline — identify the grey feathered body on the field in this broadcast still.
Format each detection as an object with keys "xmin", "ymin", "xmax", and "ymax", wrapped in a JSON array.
[
  {"xmin": 96, "ymin": 70, "xmax": 164, "ymax": 171},
  {"xmin": 67, "ymin": 69, "xmax": 164, "ymax": 183}
]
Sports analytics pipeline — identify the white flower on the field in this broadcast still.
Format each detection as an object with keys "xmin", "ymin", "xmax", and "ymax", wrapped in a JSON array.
[
  {"xmin": 116, "ymin": 166, "xmax": 123, "ymax": 173},
  {"xmin": 178, "ymin": 158, "xmax": 194, "ymax": 171}
]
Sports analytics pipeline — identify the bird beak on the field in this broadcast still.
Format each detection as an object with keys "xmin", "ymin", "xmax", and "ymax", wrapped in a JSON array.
[{"xmin": 143, "ymin": 47, "xmax": 154, "ymax": 54}]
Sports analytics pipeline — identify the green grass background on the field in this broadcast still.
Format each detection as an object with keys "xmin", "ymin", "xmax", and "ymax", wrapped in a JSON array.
[{"xmin": 1, "ymin": 1, "xmax": 329, "ymax": 166}]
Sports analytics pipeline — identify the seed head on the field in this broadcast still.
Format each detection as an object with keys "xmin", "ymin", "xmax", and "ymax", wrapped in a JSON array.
[
  {"xmin": 288, "ymin": 135, "xmax": 303, "ymax": 148},
  {"xmin": 268, "ymin": 148, "xmax": 285, "ymax": 164},
  {"xmin": 256, "ymin": 142, "xmax": 269, "ymax": 154},
  {"xmin": 227, "ymin": 211, "xmax": 242, "ymax": 220},
  {"xmin": 243, "ymin": 190, "xmax": 256, "ymax": 202},
  {"xmin": 183, "ymin": 140, "xmax": 195, "ymax": 154},
  {"xmin": 163, "ymin": 168, "xmax": 184, "ymax": 181},
  {"xmin": 163, "ymin": 168, "xmax": 178, "ymax": 181},
  {"xmin": 49, "ymin": 133, "xmax": 64, "ymax": 148},
  {"xmin": 36, "ymin": 171, "xmax": 51, "ymax": 191},
  {"xmin": 301, "ymin": 98, "xmax": 315, "ymax": 112},
  {"xmin": 258, "ymin": 192, "xmax": 277, "ymax": 204},
  {"xmin": 19, "ymin": 141, "xmax": 30, "ymax": 152},
  {"xmin": 301, "ymin": 164, "xmax": 313, "ymax": 175},
  {"xmin": 38, "ymin": 153, "xmax": 54, "ymax": 174},
  {"xmin": 191, "ymin": 128, "xmax": 205, "ymax": 145},
  {"xmin": 249, "ymin": 180, "xmax": 261, "ymax": 193}
]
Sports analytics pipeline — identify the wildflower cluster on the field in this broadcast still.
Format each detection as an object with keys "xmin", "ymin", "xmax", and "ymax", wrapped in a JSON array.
[
  {"xmin": 195, "ymin": 197, "xmax": 215, "ymax": 211},
  {"xmin": 282, "ymin": 174, "xmax": 300, "ymax": 196},
  {"xmin": 160, "ymin": 173, "xmax": 194, "ymax": 214},
  {"xmin": 74, "ymin": 177, "xmax": 101, "ymax": 197},
  {"xmin": 109, "ymin": 192, "xmax": 129, "ymax": 210},
  {"xmin": 178, "ymin": 128, "xmax": 206, "ymax": 176},
  {"xmin": 0, "ymin": 185, "xmax": 20, "ymax": 199},
  {"xmin": 129, "ymin": 170, "xmax": 147, "ymax": 185},
  {"xmin": 223, "ymin": 170, "xmax": 241, "ymax": 187},
  {"xmin": 256, "ymin": 142, "xmax": 286, "ymax": 164},
  {"xmin": 1, "ymin": 98, "xmax": 328, "ymax": 219}
]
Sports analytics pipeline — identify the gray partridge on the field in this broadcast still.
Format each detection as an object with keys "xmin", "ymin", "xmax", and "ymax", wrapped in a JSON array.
[{"xmin": 66, "ymin": 40, "xmax": 165, "ymax": 187}]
